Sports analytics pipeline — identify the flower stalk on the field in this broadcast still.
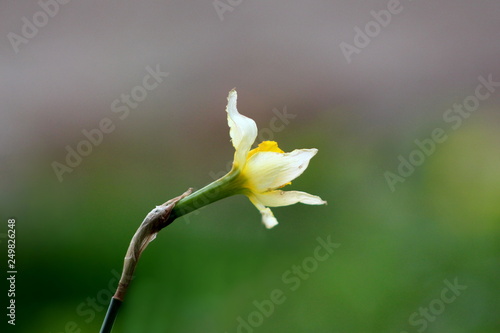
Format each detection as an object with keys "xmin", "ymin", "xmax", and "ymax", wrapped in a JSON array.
[
  {"xmin": 171, "ymin": 168, "xmax": 244, "ymax": 218},
  {"xmin": 100, "ymin": 189, "xmax": 192, "ymax": 333}
]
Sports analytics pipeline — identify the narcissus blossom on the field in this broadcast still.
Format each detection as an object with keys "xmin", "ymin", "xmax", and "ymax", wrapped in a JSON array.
[
  {"xmin": 173, "ymin": 89, "xmax": 326, "ymax": 228},
  {"xmin": 224, "ymin": 89, "xmax": 326, "ymax": 228}
]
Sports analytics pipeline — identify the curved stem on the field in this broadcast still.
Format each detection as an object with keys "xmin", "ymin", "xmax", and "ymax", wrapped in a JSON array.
[
  {"xmin": 98, "ymin": 170, "xmax": 242, "ymax": 332},
  {"xmin": 98, "ymin": 189, "xmax": 192, "ymax": 333}
]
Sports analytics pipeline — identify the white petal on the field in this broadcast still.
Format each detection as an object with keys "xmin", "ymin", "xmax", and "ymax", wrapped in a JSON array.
[
  {"xmin": 254, "ymin": 190, "xmax": 327, "ymax": 207},
  {"xmin": 226, "ymin": 89, "xmax": 258, "ymax": 167},
  {"xmin": 260, "ymin": 207, "xmax": 279, "ymax": 229},
  {"xmin": 244, "ymin": 149, "xmax": 317, "ymax": 192},
  {"xmin": 248, "ymin": 196, "xmax": 279, "ymax": 228}
]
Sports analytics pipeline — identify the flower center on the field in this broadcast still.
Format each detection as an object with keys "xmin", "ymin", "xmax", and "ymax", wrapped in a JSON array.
[{"xmin": 247, "ymin": 141, "xmax": 285, "ymax": 159}]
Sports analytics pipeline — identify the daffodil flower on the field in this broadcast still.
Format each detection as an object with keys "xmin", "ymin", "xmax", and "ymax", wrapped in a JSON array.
[{"xmin": 172, "ymin": 89, "xmax": 326, "ymax": 228}]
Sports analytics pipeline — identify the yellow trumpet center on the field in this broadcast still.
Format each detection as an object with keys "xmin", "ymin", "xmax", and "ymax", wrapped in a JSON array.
[{"xmin": 247, "ymin": 141, "xmax": 285, "ymax": 159}]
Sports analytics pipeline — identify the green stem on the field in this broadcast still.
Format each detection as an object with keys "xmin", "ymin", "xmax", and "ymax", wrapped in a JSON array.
[
  {"xmin": 100, "ymin": 298, "xmax": 122, "ymax": 333},
  {"xmin": 171, "ymin": 169, "xmax": 243, "ymax": 218},
  {"xmin": 98, "ymin": 170, "xmax": 243, "ymax": 332}
]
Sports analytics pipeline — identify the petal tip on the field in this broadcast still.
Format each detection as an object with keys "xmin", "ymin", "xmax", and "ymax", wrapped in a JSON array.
[
  {"xmin": 261, "ymin": 207, "xmax": 279, "ymax": 229},
  {"xmin": 311, "ymin": 195, "xmax": 327, "ymax": 205},
  {"xmin": 264, "ymin": 218, "xmax": 279, "ymax": 229},
  {"xmin": 307, "ymin": 148, "xmax": 319, "ymax": 156}
]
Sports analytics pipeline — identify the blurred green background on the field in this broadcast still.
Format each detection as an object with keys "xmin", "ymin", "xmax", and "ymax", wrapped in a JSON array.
[{"xmin": 1, "ymin": 1, "xmax": 500, "ymax": 332}]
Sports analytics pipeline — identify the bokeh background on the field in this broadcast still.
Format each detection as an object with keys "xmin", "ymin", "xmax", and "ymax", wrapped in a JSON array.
[{"xmin": 1, "ymin": 1, "xmax": 500, "ymax": 332}]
